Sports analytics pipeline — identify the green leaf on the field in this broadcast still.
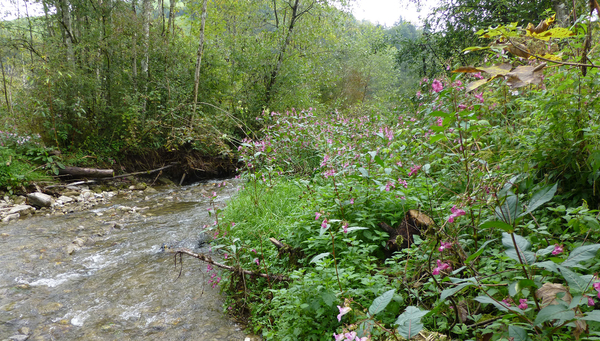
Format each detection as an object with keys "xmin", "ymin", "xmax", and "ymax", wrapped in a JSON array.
[
  {"xmin": 522, "ymin": 183, "xmax": 557, "ymax": 216},
  {"xmin": 533, "ymin": 261, "xmax": 559, "ymax": 273},
  {"xmin": 557, "ymin": 266, "xmax": 591, "ymax": 293},
  {"xmin": 561, "ymin": 244, "xmax": 600, "ymax": 268},
  {"xmin": 535, "ymin": 245, "xmax": 555, "ymax": 257},
  {"xmin": 480, "ymin": 221, "xmax": 514, "ymax": 233},
  {"xmin": 466, "ymin": 239, "xmax": 497, "ymax": 264},
  {"xmin": 368, "ymin": 289, "xmax": 395, "ymax": 316},
  {"xmin": 310, "ymin": 252, "xmax": 330, "ymax": 264},
  {"xmin": 321, "ymin": 291, "xmax": 336, "ymax": 307},
  {"xmin": 502, "ymin": 233, "xmax": 535, "ymax": 265},
  {"xmin": 430, "ymin": 134, "xmax": 447, "ymax": 143},
  {"xmin": 440, "ymin": 280, "xmax": 476, "ymax": 301},
  {"xmin": 346, "ymin": 227, "xmax": 368, "ymax": 233},
  {"xmin": 508, "ymin": 325, "xmax": 528, "ymax": 341},
  {"xmin": 395, "ymin": 306, "xmax": 429, "ymax": 339},
  {"xmin": 509, "ymin": 279, "xmax": 538, "ymax": 296},
  {"xmin": 495, "ymin": 195, "xmax": 521, "ymax": 225},
  {"xmin": 533, "ymin": 303, "xmax": 574, "ymax": 326},
  {"xmin": 358, "ymin": 167, "xmax": 369, "ymax": 177},
  {"xmin": 474, "ymin": 296, "xmax": 523, "ymax": 314},
  {"xmin": 581, "ymin": 310, "xmax": 600, "ymax": 322}
]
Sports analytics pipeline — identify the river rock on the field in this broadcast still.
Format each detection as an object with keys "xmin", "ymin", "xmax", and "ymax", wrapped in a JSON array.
[
  {"xmin": 27, "ymin": 192, "xmax": 53, "ymax": 208},
  {"xmin": 8, "ymin": 205, "xmax": 35, "ymax": 216},
  {"xmin": 8, "ymin": 334, "xmax": 29, "ymax": 341},
  {"xmin": 14, "ymin": 196, "xmax": 27, "ymax": 205},
  {"xmin": 2, "ymin": 213, "xmax": 20, "ymax": 223},
  {"xmin": 57, "ymin": 195, "xmax": 74, "ymax": 204}
]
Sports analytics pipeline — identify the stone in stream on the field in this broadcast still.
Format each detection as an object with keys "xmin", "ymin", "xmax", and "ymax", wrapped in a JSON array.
[
  {"xmin": 2, "ymin": 213, "xmax": 20, "ymax": 223},
  {"xmin": 8, "ymin": 205, "xmax": 35, "ymax": 217},
  {"xmin": 7, "ymin": 334, "xmax": 29, "ymax": 341},
  {"xmin": 27, "ymin": 192, "xmax": 54, "ymax": 208}
]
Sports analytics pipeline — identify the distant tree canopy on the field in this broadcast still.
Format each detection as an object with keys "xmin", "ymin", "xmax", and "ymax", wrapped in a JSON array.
[{"xmin": 0, "ymin": 0, "xmax": 575, "ymax": 157}]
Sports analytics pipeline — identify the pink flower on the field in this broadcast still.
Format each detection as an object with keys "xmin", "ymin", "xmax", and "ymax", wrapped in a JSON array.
[
  {"xmin": 251, "ymin": 248, "xmax": 257, "ymax": 253},
  {"xmin": 436, "ymin": 117, "xmax": 443, "ymax": 126},
  {"xmin": 416, "ymin": 91, "xmax": 422, "ymax": 97},
  {"xmin": 254, "ymin": 258, "xmax": 260, "ymax": 266},
  {"xmin": 552, "ymin": 244, "xmax": 564, "ymax": 255},
  {"xmin": 333, "ymin": 333, "xmax": 345, "ymax": 341},
  {"xmin": 448, "ymin": 205, "xmax": 466, "ymax": 223},
  {"xmin": 458, "ymin": 104, "xmax": 467, "ymax": 110},
  {"xmin": 432, "ymin": 79, "xmax": 443, "ymax": 93},
  {"xmin": 593, "ymin": 282, "xmax": 600, "ymax": 291},
  {"xmin": 502, "ymin": 298, "xmax": 512, "ymax": 306},
  {"xmin": 474, "ymin": 92, "xmax": 484, "ymax": 103},
  {"xmin": 439, "ymin": 242, "xmax": 453, "ymax": 252},
  {"xmin": 588, "ymin": 296, "xmax": 595, "ymax": 307},
  {"xmin": 315, "ymin": 212, "xmax": 322, "ymax": 220},
  {"xmin": 433, "ymin": 259, "xmax": 451, "ymax": 275},
  {"xmin": 337, "ymin": 305, "xmax": 351, "ymax": 322},
  {"xmin": 408, "ymin": 165, "xmax": 422, "ymax": 177},
  {"xmin": 343, "ymin": 222, "xmax": 349, "ymax": 234},
  {"xmin": 350, "ymin": 198, "xmax": 354, "ymax": 204},
  {"xmin": 224, "ymin": 253, "xmax": 228, "ymax": 259},
  {"xmin": 518, "ymin": 299, "xmax": 528, "ymax": 310},
  {"xmin": 322, "ymin": 218, "xmax": 329, "ymax": 229},
  {"xmin": 212, "ymin": 191, "xmax": 217, "ymax": 197},
  {"xmin": 344, "ymin": 332, "xmax": 357, "ymax": 340},
  {"xmin": 473, "ymin": 72, "xmax": 484, "ymax": 79},
  {"xmin": 231, "ymin": 222, "xmax": 236, "ymax": 227}
]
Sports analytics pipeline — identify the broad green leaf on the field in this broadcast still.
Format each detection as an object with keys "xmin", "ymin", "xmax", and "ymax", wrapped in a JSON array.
[
  {"xmin": 430, "ymin": 134, "xmax": 447, "ymax": 143},
  {"xmin": 466, "ymin": 239, "xmax": 497, "ymax": 264},
  {"xmin": 568, "ymin": 295, "xmax": 588, "ymax": 309},
  {"xmin": 346, "ymin": 227, "xmax": 368, "ymax": 233},
  {"xmin": 321, "ymin": 291, "xmax": 336, "ymax": 307},
  {"xmin": 480, "ymin": 220, "xmax": 513, "ymax": 233},
  {"xmin": 440, "ymin": 282, "xmax": 475, "ymax": 301},
  {"xmin": 395, "ymin": 306, "xmax": 429, "ymax": 339},
  {"xmin": 521, "ymin": 183, "xmax": 557, "ymax": 216},
  {"xmin": 358, "ymin": 167, "xmax": 369, "ymax": 177},
  {"xmin": 368, "ymin": 289, "xmax": 395, "ymax": 316},
  {"xmin": 561, "ymin": 244, "xmax": 600, "ymax": 268},
  {"xmin": 496, "ymin": 195, "xmax": 521, "ymax": 225},
  {"xmin": 509, "ymin": 325, "xmax": 528, "ymax": 341},
  {"xmin": 581, "ymin": 310, "xmax": 600, "ymax": 322},
  {"xmin": 533, "ymin": 303, "xmax": 574, "ymax": 326},
  {"xmin": 474, "ymin": 296, "xmax": 522, "ymax": 313},
  {"xmin": 502, "ymin": 233, "xmax": 535, "ymax": 265},
  {"xmin": 310, "ymin": 252, "xmax": 330, "ymax": 264},
  {"xmin": 557, "ymin": 266, "xmax": 590, "ymax": 293},
  {"xmin": 509, "ymin": 279, "xmax": 537, "ymax": 297},
  {"xmin": 535, "ymin": 245, "xmax": 555, "ymax": 257},
  {"xmin": 533, "ymin": 261, "xmax": 559, "ymax": 273}
]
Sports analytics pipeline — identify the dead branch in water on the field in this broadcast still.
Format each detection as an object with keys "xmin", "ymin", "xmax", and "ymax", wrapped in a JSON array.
[{"xmin": 166, "ymin": 248, "xmax": 289, "ymax": 282}]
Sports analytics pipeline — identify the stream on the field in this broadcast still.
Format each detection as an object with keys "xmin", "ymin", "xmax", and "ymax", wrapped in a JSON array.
[{"xmin": 0, "ymin": 179, "xmax": 255, "ymax": 340}]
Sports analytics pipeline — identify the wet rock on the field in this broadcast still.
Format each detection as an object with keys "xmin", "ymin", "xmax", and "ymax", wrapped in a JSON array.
[
  {"xmin": 143, "ymin": 186, "xmax": 157, "ymax": 193},
  {"xmin": 79, "ymin": 191, "xmax": 93, "ymax": 202},
  {"xmin": 18, "ymin": 327, "xmax": 29, "ymax": 335},
  {"xmin": 7, "ymin": 334, "xmax": 29, "ymax": 341},
  {"xmin": 26, "ymin": 192, "xmax": 53, "ymax": 208},
  {"xmin": 2, "ymin": 213, "xmax": 20, "ymax": 223},
  {"xmin": 57, "ymin": 195, "xmax": 74, "ymax": 204},
  {"xmin": 9, "ymin": 205, "xmax": 35, "ymax": 217},
  {"xmin": 66, "ymin": 244, "xmax": 80, "ymax": 255},
  {"xmin": 14, "ymin": 196, "xmax": 26, "ymax": 205}
]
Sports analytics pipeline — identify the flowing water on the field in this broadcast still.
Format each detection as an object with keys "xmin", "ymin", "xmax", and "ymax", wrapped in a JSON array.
[{"xmin": 0, "ymin": 179, "xmax": 255, "ymax": 340}]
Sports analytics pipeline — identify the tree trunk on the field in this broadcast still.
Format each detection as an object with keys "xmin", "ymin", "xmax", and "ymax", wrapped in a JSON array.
[
  {"xmin": 0, "ymin": 57, "xmax": 13, "ymax": 115},
  {"xmin": 167, "ymin": 0, "xmax": 177, "ymax": 36},
  {"xmin": 58, "ymin": 166, "xmax": 114, "ymax": 178},
  {"xmin": 59, "ymin": 0, "xmax": 74, "ymax": 64},
  {"xmin": 191, "ymin": 0, "xmax": 208, "ymax": 124},
  {"xmin": 141, "ymin": 0, "xmax": 152, "ymax": 112}
]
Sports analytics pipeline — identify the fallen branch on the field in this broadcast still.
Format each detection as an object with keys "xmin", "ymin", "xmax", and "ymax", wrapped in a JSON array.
[
  {"xmin": 166, "ymin": 248, "xmax": 289, "ymax": 281},
  {"xmin": 46, "ymin": 164, "xmax": 178, "ymax": 189},
  {"xmin": 58, "ymin": 166, "xmax": 114, "ymax": 178}
]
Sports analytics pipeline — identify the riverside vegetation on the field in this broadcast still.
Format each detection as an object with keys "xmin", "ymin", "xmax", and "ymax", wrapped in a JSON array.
[
  {"xmin": 2, "ymin": 0, "xmax": 600, "ymax": 340},
  {"xmin": 213, "ymin": 12, "xmax": 600, "ymax": 341}
]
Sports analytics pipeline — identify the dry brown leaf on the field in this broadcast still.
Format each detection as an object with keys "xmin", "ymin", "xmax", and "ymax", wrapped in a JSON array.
[
  {"xmin": 505, "ymin": 66, "xmax": 544, "ymax": 88},
  {"xmin": 526, "ymin": 14, "xmax": 556, "ymax": 35},
  {"xmin": 466, "ymin": 79, "xmax": 490, "ymax": 92},
  {"xmin": 451, "ymin": 66, "xmax": 481, "ymax": 73},
  {"xmin": 477, "ymin": 63, "xmax": 512, "ymax": 76},
  {"xmin": 506, "ymin": 43, "xmax": 531, "ymax": 58},
  {"xmin": 536, "ymin": 283, "xmax": 572, "ymax": 308},
  {"xmin": 574, "ymin": 318, "xmax": 588, "ymax": 340}
]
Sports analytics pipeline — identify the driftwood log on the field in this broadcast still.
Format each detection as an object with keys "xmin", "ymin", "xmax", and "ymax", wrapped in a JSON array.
[
  {"xmin": 379, "ymin": 210, "xmax": 434, "ymax": 257},
  {"xmin": 58, "ymin": 166, "xmax": 114, "ymax": 178}
]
